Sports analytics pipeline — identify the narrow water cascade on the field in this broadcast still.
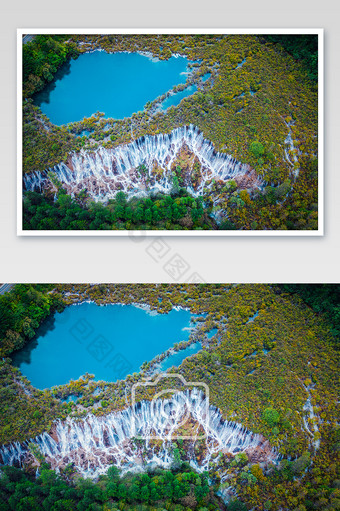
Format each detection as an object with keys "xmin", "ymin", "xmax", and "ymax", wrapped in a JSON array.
[
  {"xmin": 23, "ymin": 125, "xmax": 259, "ymax": 202},
  {"xmin": 284, "ymin": 121, "xmax": 300, "ymax": 178},
  {"xmin": 302, "ymin": 383, "xmax": 320, "ymax": 450},
  {"xmin": 0, "ymin": 390, "xmax": 276, "ymax": 478}
]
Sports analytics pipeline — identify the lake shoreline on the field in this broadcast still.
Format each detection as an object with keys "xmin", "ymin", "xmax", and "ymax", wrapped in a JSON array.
[
  {"xmin": 33, "ymin": 49, "xmax": 197, "ymax": 125},
  {"xmin": 11, "ymin": 299, "xmax": 206, "ymax": 392}
]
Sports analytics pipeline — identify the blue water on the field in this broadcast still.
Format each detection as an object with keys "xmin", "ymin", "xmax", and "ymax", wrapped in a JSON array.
[
  {"xmin": 206, "ymin": 328, "xmax": 218, "ymax": 339},
  {"xmin": 76, "ymin": 129, "xmax": 93, "ymax": 137},
  {"xmin": 160, "ymin": 342, "xmax": 202, "ymax": 371},
  {"xmin": 247, "ymin": 311, "xmax": 259, "ymax": 323},
  {"xmin": 236, "ymin": 58, "xmax": 246, "ymax": 69},
  {"xmin": 33, "ymin": 51, "xmax": 192, "ymax": 125},
  {"xmin": 62, "ymin": 395, "xmax": 80, "ymax": 403},
  {"xmin": 160, "ymin": 84, "xmax": 198, "ymax": 111},
  {"xmin": 12, "ymin": 303, "xmax": 196, "ymax": 389}
]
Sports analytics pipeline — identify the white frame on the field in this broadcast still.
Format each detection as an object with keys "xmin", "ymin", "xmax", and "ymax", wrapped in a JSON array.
[{"xmin": 17, "ymin": 28, "xmax": 324, "ymax": 236}]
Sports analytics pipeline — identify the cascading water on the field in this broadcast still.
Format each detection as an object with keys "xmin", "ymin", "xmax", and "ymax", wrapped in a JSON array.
[
  {"xmin": 23, "ymin": 125, "xmax": 258, "ymax": 202},
  {"xmin": 0, "ymin": 390, "xmax": 276, "ymax": 479},
  {"xmin": 302, "ymin": 383, "xmax": 320, "ymax": 450},
  {"xmin": 284, "ymin": 120, "xmax": 300, "ymax": 178}
]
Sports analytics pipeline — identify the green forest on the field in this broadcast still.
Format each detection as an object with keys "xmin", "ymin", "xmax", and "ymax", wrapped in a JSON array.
[
  {"xmin": 0, "ymin": 284, "xmax": 339, "ymax": 510},
  {"xmin": 0, "ymin": 464, "xmax": 227, "ymax": 511},
  {"xmin": 0, "ymin": 284, "xmax": 64, "ymax": 356},
  {"xmin": 23, "ymin": 189, "xmax": 216, "ymax": 231},
  {"xmin": 262, "ymin": 35, "xmax": 318, "ymax": 82},
  {"xmin": 22, "ymin": 33, "xmax": 319, "ymax": 231},
  {"xmin": 23, "ymin": 157, "xmax": 317, "ymax": 231}
]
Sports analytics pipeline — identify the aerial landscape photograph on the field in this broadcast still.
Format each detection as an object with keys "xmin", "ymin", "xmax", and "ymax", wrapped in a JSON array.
[
  {"xmin": 0, "ymin": 283, "xmax": 338, "ymax": 509},
  {"xmin": 20, "ymin": 31, "xmax": 320, "ymax": 233}
]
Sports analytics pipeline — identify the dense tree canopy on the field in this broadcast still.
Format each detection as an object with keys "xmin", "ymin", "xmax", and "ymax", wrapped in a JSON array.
[
  {"xmin": 279, "ymin": 284, "xmax": 340, "ymax": 339},
  {"xmin": 0, "ymin": 284, "xmax": 64, "ymax": 356},
  {"xmin": 0, "ymin": 464, "xmax": 219, "ymax": 511},
  {"xmin": 23, "ymin": 35, "xmax": 78, "ymax": 96},
  {"xmin": 23, "ymin": 189, "xmax": 216, "ymax": 230},
  {"xmin": 262, "ymin": 34, "xmax": 318, "ymax": 82}
]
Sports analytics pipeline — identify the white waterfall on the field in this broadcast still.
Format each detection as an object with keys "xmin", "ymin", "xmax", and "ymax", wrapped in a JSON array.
[
  {"xmin": 284, "ymin": 120, "xmax": 300, "ymax": 178},
  {"xmin": 23, "ymin": 125, "xmax": 256, "ymax": 202},
  {"xmin": 302, "ymin": 383, "xmax": 320, "ymax": 450},
  {"xmin": 0, "ymin": 390, "xmax": 274, "ymax": 479}
]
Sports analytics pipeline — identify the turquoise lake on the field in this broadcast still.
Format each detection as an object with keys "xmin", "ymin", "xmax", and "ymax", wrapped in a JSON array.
[
  {"xmin": 159, "ymin": 342, "xmax": 202, "ymax": 371},
  {"xmin": 33, "ymin": 51, "xmax": 193, "ymax": 125},
  {"xmin": 12, "ymin": 303, "xmax": 199, "ymax": 389},
  {"xmin": 159, "ymin": 84, "xmax": 198, "ymax": 111}
]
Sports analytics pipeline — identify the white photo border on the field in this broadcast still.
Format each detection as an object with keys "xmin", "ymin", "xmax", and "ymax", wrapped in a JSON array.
[{"xmin": 17, "ymin": 28, "xmax": 324, "ymax": 237}]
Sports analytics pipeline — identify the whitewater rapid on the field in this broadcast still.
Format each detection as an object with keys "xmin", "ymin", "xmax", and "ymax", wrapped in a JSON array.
[
  {"xmin": 23, "ymin": 125, "xmax": 258, "ymax": 202},
  {"xmin": 0, "ymin": 389, "xmax": 275, "ymax": 478}
]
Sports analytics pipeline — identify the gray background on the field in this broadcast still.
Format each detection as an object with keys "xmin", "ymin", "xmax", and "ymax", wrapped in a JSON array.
[{"xmin": 1, "ymin": 0, "xmax": 339, "ymax": 283}]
